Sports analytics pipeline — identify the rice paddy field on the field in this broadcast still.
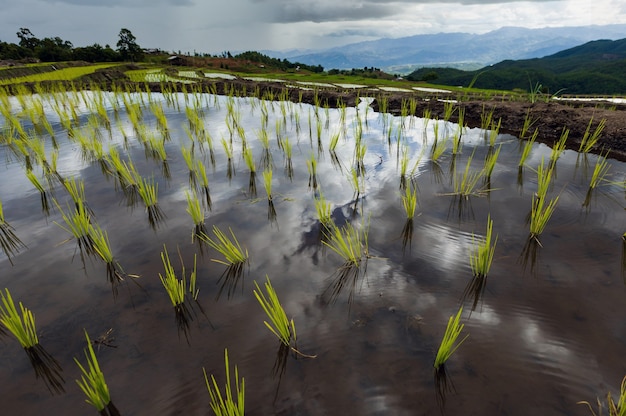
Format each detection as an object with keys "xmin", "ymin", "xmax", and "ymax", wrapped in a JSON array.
[{"xmin": 0, "ymin": 84, "xmax": 625, "ymax": 415}]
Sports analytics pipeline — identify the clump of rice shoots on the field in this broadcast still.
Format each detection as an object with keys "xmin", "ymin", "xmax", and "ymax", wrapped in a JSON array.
[
  {"xmin": 549, "ymin": 128, "xmax": 569, "ymax": 167},
  {"xmin": 75, "ymin": 331, "xmax": 120, "ymax": 415},
  {"xmin": 203, "ymin": 349, "xmax": 245, "ymax": 416},
  {"xmin": 263, "ymin": 168, "xmax": 277, "ymax": 222},
  {"xmin": 186, "ymin": 191, "xmax": 207, "ymax": 243},
  {"xmin": 55, "ymin": 200, "xmax": 96, "ymax": 258},
  {"xmin": 0, "ymin": 198, "xmax": 27, "ymax": 265},
  {"xmin": 282, "ymin": 136, "xmax": 294, "ymax": 180},
  {"xmin": 465, "ymin": 216, "xmax": 497, "ymax": 310},
  {"xmin": 528, "ymin": 158, "xmax": 559, "ymax": 243},
  {"xmin": 0, "ymin": 288, "xmax": 65, "ymax": 394},
  {"xmin": 254, "ymin": 275, "xmax": 315, "ymax": 358},
  {"xmin": 578, "ymin": 117, "xmax": 607, "ymax": 154},
  {"xmin": 307, "ymin": 153, "xmax": 318, "ymax": 190},
  {"xmin": 243, "ymin": 147, "xmax": 257, "ymax": 197},
  {"xmin": 90, "ymin": 224, "xmax": 135, "ymax": 295},
  {"xmin": 195, "ymin": 160, "xmax": 212, "ymax": 210},
  {"xmin": 314, "ymin": 193, "xmax": 333, "ymax": 229},
  {"xmin": 323, "ymin": 221, "xmax": 370, "ymax": 268},
  {"xmin": 434, "ymin": 306, "xmax": 469, "ymax": 371},
  {"xmin": 451, "ymin": 151, "xmax": 485, "ymax": 198},
  {"xmin": 25, "ymin": 169, "xmax": 52, "ymax": 214},
  {"xmin": 583, "ymin": 150, "xmax": 611, "ymax": 209},
  {"xmin": 159, "ymin": 247, "xmax": 200, "ymax": 339},
  {"xmin": 136, "ymin": 177, "xmax": 166, "ymax": 229},
  {"xmin": 200, "ymin": 226, "xmax": 249, "ymax": 268}
]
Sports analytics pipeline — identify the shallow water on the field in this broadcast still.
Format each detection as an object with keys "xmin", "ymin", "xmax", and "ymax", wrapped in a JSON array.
[{"xmin": 0, "ymin": 91, "xmax": 625, "ymax": 415}]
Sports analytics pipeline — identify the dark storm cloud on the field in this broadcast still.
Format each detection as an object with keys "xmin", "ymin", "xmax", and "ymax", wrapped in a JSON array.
[{"xmin": 250, "ymin": 0, "xmax": 558, "ymax": 23}]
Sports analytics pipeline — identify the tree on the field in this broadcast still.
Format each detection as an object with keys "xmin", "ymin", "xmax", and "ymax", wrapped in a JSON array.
[
  {"xmin": 16, "ymin": 27, "xmax": 39, "ymax": 50},
  {"xmin": 116, "ymin": 28, "xmax": 142, "ymax": 62}
]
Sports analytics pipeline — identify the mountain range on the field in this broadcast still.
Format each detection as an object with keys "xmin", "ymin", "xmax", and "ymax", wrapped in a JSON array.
[{"xmin": 264, "ymin": 24, "xmax": 626, "ymax": 74}]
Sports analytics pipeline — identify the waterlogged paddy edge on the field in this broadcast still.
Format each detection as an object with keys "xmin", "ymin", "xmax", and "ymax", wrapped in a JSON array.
[{"xmin": 0, "ymin": 91, "xmax": 624, "ymax": 415}]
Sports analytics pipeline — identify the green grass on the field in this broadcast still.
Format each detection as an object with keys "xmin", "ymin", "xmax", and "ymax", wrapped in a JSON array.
[
  {"xmin": 314, "ymin": 193, "xmax": 333, "ymax": 228},
  {"xmin": 401, "ymin": 184, "xmax": 418, "ymax": 220},
  {"xmin": 434, "ymin": 306, "xmax": 469, "ymax": 370},
  {"xmin": 74, "ymin": 331, "xmax": 112, "ymax": 412},
  {"xmin": 578, "ymin": 375, "xmax": 626, "ymax": 416},
  {"xmin": 203, "ymin": 349, "xmax": 245, "ymax": 416},
  {"xmin": 0, "ymin": 64, "xmax": 120, "ymax": 86},
  {"xmin": 579, "ymin": 117, "xmax": 607, "ymax": 153},
  {"xmin": 159, "ymin": 247, "xmax": 186, "ymax": 308},
  {"xmin": 0, "ymin": 288, "xmax": 39, "ymax": 348}
]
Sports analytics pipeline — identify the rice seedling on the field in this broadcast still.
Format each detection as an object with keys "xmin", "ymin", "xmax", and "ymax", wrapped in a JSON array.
[
  {"xmin": 0, "ymin": 198, "xmax": 27, "ymax": 265},
  {"xmin": 243, "ymin": 147, "xmax": 257, "ymax": 197},
  {"xmin": 579, "ymin": 117, "xmax": 607, "ymax": 153},
  {"xmin": 430, "ymin": 130, "xmax": 448, "ymax": 164},
  {"xmin": 482, "ymin": 144, "xmax": 502, "ymax": 184},
  {"xmin": 194, "ymin": 160, "xmax": 212, "ymax": 210},
  {"xmin": 89, "ymin": 224, "xmax": 132, "ymax": 293},
  {"xmin": 329, "ymin": 131, "xmax": 341, "ymax": 153},
  {"xmin": 199, "ymin": 225, "xmax": 249, "ymax": 267},
  {"xmin": 433, "ymin": 306, "xmax": 469, "ymax": 370},
  {"xmin": 186, "ymin": 191, "xmax": 207, "ymax": 242},
  {"xmin": 254, "ymin": 275, "xmax": 314, "ymax": 358},
  {"xmin": 221, "ymin": 137, "xmax": 235, "ymax": 181},
  {"xmin": 578, "ymin": 375, "xmax": 626, "ymax": 416},
  {"xmin": 451, "ymin": 152, "xmax": 485, "ymax": 198},
  {"xmin": 55, "ymin": 200, "xmax": 96, "ymax": 257},
  {"xmin": 469, "ymin": 215, "xmax": 497, "ymax": 279},
  {"xmin": 519, "ymin": 109, "xmax": 537, "ymax": 139},
  {"xmin": 203, "ymin": 349, "xmax": 245, "ymax": 416},
  {"xmin": 314, "ymin": 192, "xmax": 334, "ymax": 229},
  {"xmin": 0, "ymin": 288, "xmax": 38, "ymax": 348},
  {"xmin": 0, "ymin": 288, "xmax": 65, "ymax": 394},
  {"xmin": 348, "ymin": 167, "xmax": 364, "ymax": 199},
  {"xmin": 488, "ymin": 118, "xmax": 501, "ymax": 147},
  {"xmin": 401, "ymin": 183, "xmax": 418, "ymax": 220},
  {"xmin": 136, "ymin": 177, "xmax": 165, "ymax": 229},
  {"xmin": 583, "ymin": 151, "xmax": 611, "ymax": 209},
  {"xmin": 529, "ymin": 188, "xmax": 559, "ymax": 243},
  {"xmin": 181, "ymin": 146, "xmax": 197, "ymax": 188},
  {"xmin": 25, "ymin": 169, "xmax": 52, "ymax": 214},
  {"xmin": 550, "ymin": 128, "xmax": 569, "ymax": 167},
  {"xmin": 518, "ymin": 129, "xmax": 538, "ymax": 168},
  {"xmin": 323, "ymin": 221, "xmax": 370, "ymax": 268},
  {"xmin": 354, "ymin": 139, "xmax": 367, "ymax": 175},
  {"xmin": 479, "ymin": 105, "xmax": 495, "ymax": 132},
  {"xmin": 75, "ymin": 330, "xmax": 119, "ymax": 415}
]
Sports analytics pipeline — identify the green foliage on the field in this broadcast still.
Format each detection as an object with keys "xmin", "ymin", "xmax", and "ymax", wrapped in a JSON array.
[
  {"xmin": 199, "ymin": 226, "xmax": 248, "ymax": 266},
  {"xmin": 74, "ymin": 331, "xmax": 111, "ymax": 412},
  {"xmin": 253, "ymin": 275, "xmax": 296, "ymax": 347},
  {"xmin": 469, "ymin": 215, "xmax": 498, "ymax": 278}
]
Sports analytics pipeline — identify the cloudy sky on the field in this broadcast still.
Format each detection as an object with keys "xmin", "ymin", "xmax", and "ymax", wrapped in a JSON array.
[{"xmin": 1, "ymin": 0, "xmax": 625, "ymax": 54}]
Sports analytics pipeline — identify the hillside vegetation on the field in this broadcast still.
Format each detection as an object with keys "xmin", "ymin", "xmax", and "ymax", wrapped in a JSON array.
[{"xmin": 407, "ymin": 38, "xmax": 626, "ymax": 95}]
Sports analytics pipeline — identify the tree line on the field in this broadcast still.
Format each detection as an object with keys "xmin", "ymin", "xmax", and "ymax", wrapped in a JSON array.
[{"xmin": 0, "ymin": 28, "xmax": 144, "ymax": 63}]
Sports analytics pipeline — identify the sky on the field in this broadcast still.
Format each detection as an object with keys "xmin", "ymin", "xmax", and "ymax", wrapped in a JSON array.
[{"xmin": 1, "ymin": 0, "xmax": 625, "ymax": 54}]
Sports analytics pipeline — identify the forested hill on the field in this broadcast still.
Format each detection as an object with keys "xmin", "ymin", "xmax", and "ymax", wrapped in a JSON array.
[{"xmin": 406, "ymin": 38, "xmax": 626, "ymax": 94}]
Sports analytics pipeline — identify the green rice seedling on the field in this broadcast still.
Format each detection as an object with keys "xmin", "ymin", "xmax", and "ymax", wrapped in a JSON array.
[
  {"xmin": 579, "ymin": 117, "xmax": 607, "ymax": 153},
  {"xmin": 433, "ymin": 306, "xmax": 469, "ymax": 370},
  {"xmin": 323, "ymin": 221, "xmax": 370, "ymax": 268},
  {"xmin": 451, "ymin": 127, "xmax": 463, "ymax": 156},
  {"xmin": 518, "ymin": 129, "xmax": 538, "ymax": 168},
  {"xmin": 480, "ymin": 105, "xmax": 494, "ymax": 132},
  {"xmin": 186, "ymin": 191, "xmax": 207, "ymax": 242},
  {"xmin": 75, "ymin": 331, "xmax": 119, "ymax": 415},
  {"xmin": 181, "ymin": 146, "xmax": 197, "ymax": 188},
  {"xmin": 282, "ymin": 136, "xmax": 294, "ymax": 179},
  {"xmin": 253, "ymin": 275, "xmax": 294, "ymax": 348},
  {"xmin": 25, "ymin": 169, "xmax": 51, "ymax": 214},
  {"xmin": 482, "ymin": 144, "xmax": 502, "ymax": 184},
  {"xmin": 1, "ymin": 288, "xmax": 65, "ymax": 394},
  {"xmin": 469, "ymin": 215, "xmax": 497, "ymax": 279},
  {"xmin": 0, "ymin": 288, "xmax": 38, "ymax": 348},
  {"xmin": 401, "ymin": 183, "xmax": 418, "ymax": 220},
  {"xmin": 262, "ymin": 168, "xmax": 274, "ymax": 201},
  {"xmin": 220, "ymin": 137, "xmax": 235, "ymax": 181},
  {"xmin": 0, "ymin": 198, "xmax": 27, "ymax": 265},
  {"xmin": 195, "ymin": 160, "xmax": 212, "ymax": 210},
  {"xmin": 488, "ymin": 118, "xmax": 501, "ymax": 147},
  {"xmin": 583, "ymin": 151, "xmax": 611, "ymax": 209},
  {"xmin": 203, "ymin": 349, "xmax": 245, "ymax": 416},
  {"xmin": 451, "ymin": 152, "xmax": 484, "ymax": 198},
  {"xmin": 529, "ymin": 191, "xmax": 559, "ymax": 243},
  {"xmin": 354, "ymin": 140, "xmax": 367, "ymax": 175},
  {"xmin": 430, "ymin": 131, "xmax": 448, "ymax": 164},
  {"xmin": 89, "ymin": 224, "xmax": 130, "ymax": 293},
  {"xmin": 578, "ymin": 375, "xmax": 626, "ymax": 416},
  {"xmin": 314, "ymin": 192, "xmax": 333, "ymax": 229},
  {"xmin": 520, "ymin": 109, "xmax": 537, "ymax": 139},
  {"xmin": 199, "ymin": 225, "xmax": 248, "ymax": 267},
  {"xmin": 329, "ymin": 131, "xmax": 341, "ymax": 152},
  {"xmin": 442, "ymin": 101, "xmax": 456, "ymax": 122},
  {"xmin": 254, "ymin": 275, "xmax": 316, "ymax": 358},
  {"xmin": 243, "ymin": 147, "xmax": 257, "ymax": 197},
  {"xmin": 136, "ymin": 177, "xmax": 165, "ymax": 229},
  {"xmin": 550, "ymin": 128, "xmax": 569, "ymax": 167},
  {"xmin": 348, "ymin": 167, "xmax": 364, "ymax": 198},
  {"xmin": 63, "ymin": 176, "xmax": 89, "ymax": 212},
  {"xmin": 55, "ymin": 200, "xmax": 96, "ymax": 257}
]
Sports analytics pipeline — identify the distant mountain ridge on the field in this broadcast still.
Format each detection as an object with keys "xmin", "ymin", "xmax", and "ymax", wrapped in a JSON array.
[
  {"xmin": 406, "ymin": 38, "xmax": 626, "ymax": 94},
  {"xmin": 265, "ymin": 24, "xmax": 626, "ymax": 74}
]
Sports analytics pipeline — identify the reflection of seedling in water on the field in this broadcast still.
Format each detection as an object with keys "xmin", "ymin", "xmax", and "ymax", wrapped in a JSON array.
[
  {"xmin": 578, "ymin": 375, "xmax": 626, "ymax": 416},
  {"xmin": 75, "ymin": 330, "xmax": 120, "ymax": 415},
  {"xmin": 203, "ymin": 349, "xmax": 245, "ymax": 416},
  {"xmin": 254, "ymin": 275, "xmax": 316, "ymax": 358},
  {"xmin": 0, "ymin": 198, "xmax": 27, "ymax": 265},
  {"xmin": 1, "ymin": 288, "xmax": 65, "ymax": 394},
  {"xmin": 307, "ymin": 153, "xmax": 318, "ymax": 190}
]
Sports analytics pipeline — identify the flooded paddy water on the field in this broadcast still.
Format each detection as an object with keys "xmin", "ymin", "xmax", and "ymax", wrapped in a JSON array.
[{"xmin": 0, "ymin": 89, "xmax": 625, "ymax": 415}]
